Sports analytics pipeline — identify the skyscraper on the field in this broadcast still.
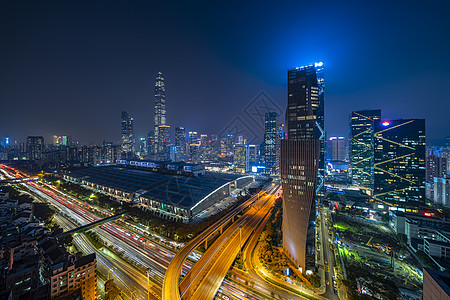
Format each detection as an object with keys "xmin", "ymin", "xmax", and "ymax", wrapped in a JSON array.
[
  {"xmin": 374, "ymin": 119, "xmax": 426, "ymax": 207},
  {"xmin": 157, "ymin": 125, "xmax": 171, "ymax": 161},
  {"xmin": 327, "ymin": 136, "xmax": 346, "ymax": 161},
  {"xmin": 281, "ymin": 62, "xmax": 324, "ymax": 273},
  {"xmin": 264, "ymin": 112, "xmax": 280, "ymax": 175},
  {"xmin": 349, "ymin": 109, "xmax": 381, "ymax": 194},
  {"xmin": 153, "ymin": 72, "xmax": 166, "ymax": 157},
  {"xmin": 121, "ymin": 111, "xmax": 135, "ymax": 159},
  {"xmin": 234, "ymin": 143, "xmax": 249, "ymax": 173},
  {"xmin": 174, "ymin": 127, "xmax": 187, "ymax": 162},
  {"xmin": 26, "ymin": 136, "xmax": 44, "ymax": 161}
]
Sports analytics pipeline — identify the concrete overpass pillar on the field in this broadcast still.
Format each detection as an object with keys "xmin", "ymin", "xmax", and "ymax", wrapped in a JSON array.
[{"xmin": 205, "ymin": 237, "xmax": 208, "ymax": 249}]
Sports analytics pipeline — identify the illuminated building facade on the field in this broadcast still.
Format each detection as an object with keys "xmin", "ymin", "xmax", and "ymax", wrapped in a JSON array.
[
  {"xmin": 374, "ymin": 119, "xmax": 426, "ymax": 207},
  {"xmin": 26, "ymin": 136, "xmax": 44, "ymax": 161},
  {"xmin": 328, "ymin": 136, "xmax": 346, "ymax": 161},
  {"xmin": 263, "ymin": 112, "xmax": 280, "ymax": 175},
  {"xmin": 121, "ymin": 111, "xmax": 135, "ymax": 159},
  {"xmin": 157, "ymin": 125, "xmax": 171, "ymax": 161},
  {"xmin": 281, "ymin": 62, "xmax": 324, "ymax": 273},
  {"xmin": 53, "ymin": 135, "xmax": 72, "ymax": 146},
  {"xmin": 174, "ymin": 127, "xmax": 187, "ymax": 162},
  {"xmin": 234, "ymin": 143, "xmax": 249, "ymax": 173},
  {"xmin": 153, "ymin": 72, "xmax": 166, "ymax": 156},
  {"xmin": 349, "ymin": 109, "xmax": 381, "ymax": 194}
]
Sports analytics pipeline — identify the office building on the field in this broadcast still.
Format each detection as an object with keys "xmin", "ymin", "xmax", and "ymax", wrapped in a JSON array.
[
  {"xmin": 281, "ymin": 62, "xmax": 324, "ymax": 273},
  {"xmin": 349, "ymin": 109, "xmax": 381, "ymax": 194},
  {"xmin": 138, "ymin": 137, "xmax": 148, "ymax": 157},
  {"xmin": 234, "ymin": 143, "xmax": 249, "ymax": 173},
  {"xmin": 157, "ymin": 125, "xmax": 171, "ymax": 161},
  {"xmin": 434, "ymin": 174, "xmax": 450, "ymax": 207},
  {"xmin": 374, "ymin": 119, "xmax": 426, "ymax": 207},
  {"xmin": 328, "ymin": 136, "xmax": 346, "ymax": 161},
  {"xmin": 120, "ymin": 111, "xmax": 135, "ymax": 159},
  {"xmin": 264, "ymin": 112, "xmax": 280, "ymax": 175},
  {"xmin": 174, "ymin": 127, "xmax": 187, "ymax": 162},
  {"xmin": 53, "ymin": 135, "xmax": 72, "ymax": 147},
  {"xmin": 248, "ymin": 144, "xmax": 259, "ymax": 167},
  {"xmin": 153, "ymin": 72, "xmax": 167, "ymax": 157},
  {"xmin": 26, "ymin": 136, "xmax": 44, "ymax": 161}
]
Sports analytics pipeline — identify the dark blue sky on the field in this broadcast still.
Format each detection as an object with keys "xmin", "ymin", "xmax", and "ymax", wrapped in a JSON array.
[{"xmin": 1, "ymin": 0, "xmax": 449, "ymax": 144}]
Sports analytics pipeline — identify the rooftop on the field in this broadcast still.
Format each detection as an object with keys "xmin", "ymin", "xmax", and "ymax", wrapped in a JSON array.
[{"xmin": 66, "ymin": 166, "xmax": 250, "ymax": 208}]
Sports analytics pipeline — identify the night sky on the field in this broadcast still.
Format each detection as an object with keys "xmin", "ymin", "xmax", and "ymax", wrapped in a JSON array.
[{"xmin": 1, "ymin": 1, "xmax": 449, "ymax": 145}]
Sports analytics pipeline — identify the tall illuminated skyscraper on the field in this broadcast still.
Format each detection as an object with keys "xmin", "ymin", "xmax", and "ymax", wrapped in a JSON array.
[
  {"xmin": 374, "ymin": 119, "xmax": 426, "ymax": 207},
  {"xmin": 281, "ymin": 62, "xmax": 324, "ymax": 273},
  {"xmin": 264, "ymin": 112, "xmax": 280, "ymax": 175},
  {"xmin": 153, "ymin": 72, "xmax": 166, "ymax": 156},
  {"xmin": 121, "ymin": 111, "xmax": 135, "ymax": 159},
  {"xmin": 349, "ymin": 109, "xmax": 381, "ymax": 194},
  {"xmin": 174, "ymin": 127, "xmax": 186, "ymax": 162}
]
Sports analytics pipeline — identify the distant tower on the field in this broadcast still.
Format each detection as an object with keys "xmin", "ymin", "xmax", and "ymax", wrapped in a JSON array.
[
  {"xmin": 121, "ymin": 111, "xmax": 135, "ymax": 159},
  {"xmin": 174, "ymin": 127, "xmax": 187, "ymax": 162},
  {"xmin": 153, "ymin": 72, "xmax": 166, "ymax": 157},
  {"xmin": 264, "ymin": 112, "xmax": 280, "ymax": 175},
  {"xmin": 26, "ymin": 136, "xmax": 44, "ymax": 161}
]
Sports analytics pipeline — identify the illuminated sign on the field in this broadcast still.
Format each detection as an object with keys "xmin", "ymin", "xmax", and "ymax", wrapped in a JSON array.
[
  {"xmin": 382, "ymin": 121, "xmax": 390, "ymax": 126},
  {"xmin": 423, "ymin": 212, "xmax": 432, "ymax": 217}
]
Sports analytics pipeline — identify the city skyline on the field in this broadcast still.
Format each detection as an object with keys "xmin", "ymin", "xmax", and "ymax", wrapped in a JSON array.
[{"xmin": 1, "ymin": 1, "xmax": 450, "ymax": 144}]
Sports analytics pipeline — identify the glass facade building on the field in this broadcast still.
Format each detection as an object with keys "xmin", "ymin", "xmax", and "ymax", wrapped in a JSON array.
[
  {"xmin": 120, "ymin": 111, "xmax": 135, "ymax": 159},
  {"xmin": 374, "ymin": 119, "xmax": 426, "ymax": 207},
  {"xmin": 281, "ymin": 62, "xmax": 324, "ymax": 273},
  {"xmin": 349, "ymin": 109, "xmax": 381, "ymax": 194},
  {"xmin": 153, "ymin": 72, "xmax": 166, "ymax": 157},
  {"xmin": 264, "ymin": 112, "xmax": 280, "ymax": 175},
  {"xmin": 174, "ymin": 127, "xmax": 187, "ymax": 162}
]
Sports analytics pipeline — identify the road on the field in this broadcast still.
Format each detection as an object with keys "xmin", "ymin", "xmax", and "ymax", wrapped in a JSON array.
[
  {"xmin": 318, "ymin": 207, "xmax": 339, "ymax": 300},
  {"xmin": 162, "ymin": 186, "xmax": 275, "ymax": 300},
  {"xmin": 179, "ymin": 190, "xmax": 276, "ymax": 300}
]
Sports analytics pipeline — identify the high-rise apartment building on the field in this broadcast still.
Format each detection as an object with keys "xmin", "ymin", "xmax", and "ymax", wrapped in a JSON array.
[
  {"xmin": 264, "ymin": 112, "xmax": 280, "ymax": 175},
  {"xmin": 426, "ymin": 147, "xmax": 448, "ymax": 183},
  {"xmin": 349, "ymin": 109, "xmax": 381, "ymax": 194},
  {"xmin": 327, "ymin": 136, "xmax": 346, "ymax": 161},
  {"xmin": 49, "ymin": 253, "xmax": 97, "ymax": 300},
  {"xmin": 281, "ymin": 62, "xmax": 324, "ymax": 273},
  {"xmin": 174, "ymin": 127, "xmax": 187, "ymax": 162},
  {"xmin": 153, "ymin": 72, "xmax": 166, "ymax": 157},
  {"xmin": 121, "ymin": 111, "xmax": 135, "ymax": 159},
  {"xmin": 374, "ymin": 119, "xmax": 426, "ymax": 207},
  {"xmin": 26, "ymin": 136, "xmax": 44, "ymax": 161}
]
